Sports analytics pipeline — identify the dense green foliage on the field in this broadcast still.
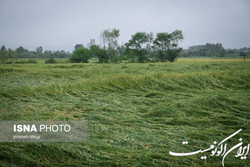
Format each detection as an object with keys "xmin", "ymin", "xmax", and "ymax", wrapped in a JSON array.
[
  {"xmin": 153, "ymin": 30, "xmax": 184, "ymax": 62},
  {"xmin": 0, "ymin": 45, "xmax": 17, "ymax": 63},
  {"xmin": 182, "ymin": 43, "xmax": 225, "ymax": 57},
  {"xmin": 124, "ymin": 30, "xmax": 184, "ymax": 63},
  {"xmin": 181, "ymin": 44, "xmax": 250, "ymax": 58},
  {"xmin": 226, "ymin": 47, "xmax": 250, "ymax": 57},
  {"xmin": 89, "ymin": 45, "xmax": 108, "ymax": 63},
  {"xmin": 125, "ymin": 32, "xmax": 153, "ymax": 63},
  {"xmin": 0, "ymin": 58, "xmax": 249, "ymax": 166},
  {"xmin": 70, "ymin": 46, "xmax": 90, "ymax": 63}
]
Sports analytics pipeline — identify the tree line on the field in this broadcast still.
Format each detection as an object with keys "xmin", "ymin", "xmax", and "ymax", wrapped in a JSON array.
[
  {"xmin": 0, "ymin": 45, "xmax": 71, "ymax": 63},
  {"xmin": 70, "ymin": 29, "xmax": 184, "ymax": 63},
  {"xmin": 181, "ymin": 43, "xmax": 250, "ymax": 58},
  {"xmin": 0, "ymin": 28, "xmax": 184, "ymax": 64},
  {"xmin": 1, "ymin": 28, "xmax": 248, "ymax": 64}
]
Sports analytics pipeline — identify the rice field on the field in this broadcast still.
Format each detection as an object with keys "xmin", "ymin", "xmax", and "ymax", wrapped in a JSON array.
[{"xmin": 0, "ymin": 58, "xmax": 249, "ymax": 166}]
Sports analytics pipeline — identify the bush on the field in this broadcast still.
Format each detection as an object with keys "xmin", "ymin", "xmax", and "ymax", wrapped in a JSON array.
[
  {"xmin": 70, "ymin": 47, "xmax": 90, "ymax": 63},
  {"xmin": 90, "ymin": 45, "xmax": 110, "ymax": 63},
  {"xmin": 96, "ymin": 49, "xmax": 108, "ymax": 63},
  {"xmin": 45, "ymin": 58, "xmax": 57, "ymax": 64}
]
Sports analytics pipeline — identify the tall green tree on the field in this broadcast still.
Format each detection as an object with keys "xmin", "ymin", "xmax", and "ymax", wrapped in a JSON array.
[
  {"xmin": 153, "ymin": 30, "xmax": 183, "ymax": 62},
  {"xmin": 75, "ymin": 44, "xmax": 84, "ymax": 50},
  {"xmin": 100, "ymin": 28, "xmax": 120, "ymax": 63},
  {"xmin": 125, "ymin": 32, "xmax": 152, "ymax": 63}
]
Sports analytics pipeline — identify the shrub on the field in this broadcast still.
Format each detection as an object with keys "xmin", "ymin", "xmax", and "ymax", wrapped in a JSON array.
[
  {"xmin": 70, "ymin": 47, "xmax": 90, "ymax": 63},
  {"xmin": 90, "ymin": 45, "xmax": 109, "ymax": 63},
  {"xmin": 45, "ymin": 58, "xmax": 57, "ymax": 64}
]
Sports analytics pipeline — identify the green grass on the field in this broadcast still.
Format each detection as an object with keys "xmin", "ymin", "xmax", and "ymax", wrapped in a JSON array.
[{"xmin": 0, "ymin": 58, "xmax": 249, "ymax": 166}]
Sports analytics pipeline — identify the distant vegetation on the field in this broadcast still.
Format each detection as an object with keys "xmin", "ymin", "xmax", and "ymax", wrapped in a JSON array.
[
  {"xmin": 0, "ymin": 29, "xmax": 184, "ymax": 64},
  {"xmin": 0, "ymin": 45, "xmax": 71, "ymax": 64},
  {"xmin": 182, "ymin": 43, "xmax": 226, "ymax": 57},
  {"xmin": 0, "ymin": 29, "xmax": 249, "ymax": 64},
  {"xmin": 70, "ymin": 29, "xmax": 184, "ymax": 63},
  {"xmin": 181, "ymin": 43, "xmax": 250, "ymax": 58}
]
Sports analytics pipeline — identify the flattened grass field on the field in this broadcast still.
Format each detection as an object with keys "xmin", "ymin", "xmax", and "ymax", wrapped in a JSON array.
[{"xmin": 0, "ymin": 58, "xmax": 249, "ymax": 166}]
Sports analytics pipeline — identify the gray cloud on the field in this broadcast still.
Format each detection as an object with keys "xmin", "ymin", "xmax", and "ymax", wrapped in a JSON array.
[{"xmin": 0, "ymin": 0, "xmax": 249, "ymax": 51}]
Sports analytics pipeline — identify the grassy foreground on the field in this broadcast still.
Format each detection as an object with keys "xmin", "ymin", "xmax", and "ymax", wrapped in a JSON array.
[{"xmin": 0, "ymin": 58, "xmax": 249, "ymax": 166}]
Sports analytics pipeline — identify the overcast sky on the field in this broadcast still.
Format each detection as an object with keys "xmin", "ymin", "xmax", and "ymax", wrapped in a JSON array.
[{"xmin": 0, "ymin": 0, "xmax": 250, "ymax": 51}]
